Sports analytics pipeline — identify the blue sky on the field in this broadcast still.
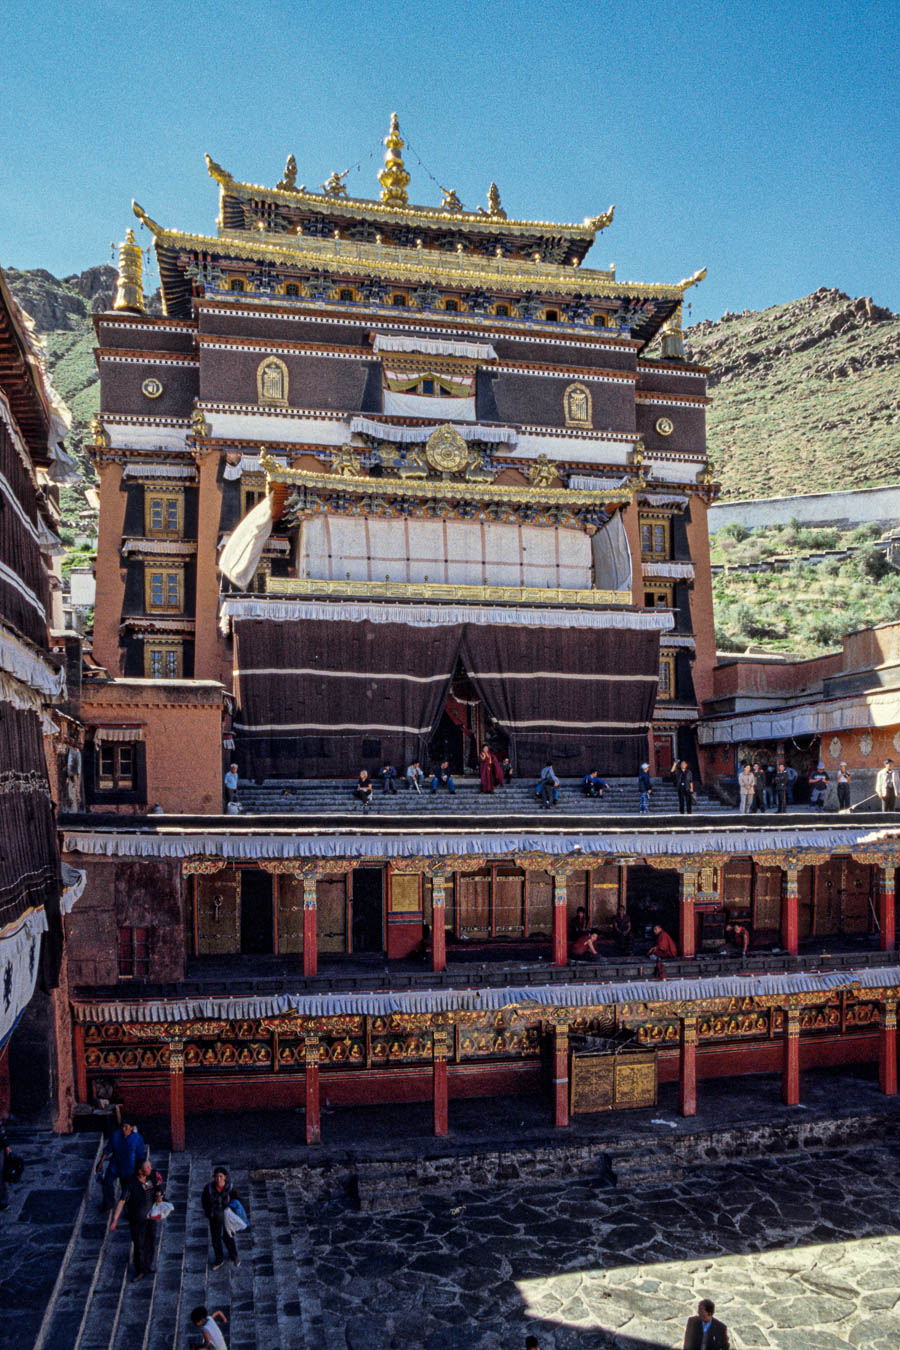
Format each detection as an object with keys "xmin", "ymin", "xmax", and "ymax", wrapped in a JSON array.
[{"xmin": 2, "ymin": 0, "xmax": 897, "ymax": 323}]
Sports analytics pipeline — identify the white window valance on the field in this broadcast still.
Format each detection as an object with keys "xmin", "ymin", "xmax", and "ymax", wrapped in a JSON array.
[
  {"xmin": 569, "ymin": 475, "xmax": 631, "ymax": 492},
  {"xmin": 372, "ymin": 333, "xmax": 497, "ymax": 361},
  {"xmin": 0, "ymin": 620, "xmax": 63, "ymax": 698},
  {"xmin": 221, "ymin": 597, "xmax": 674, "ymax": 632},
  {"xmin": 349, "ymin": 416, "xmax": 517, "ymax": 446},
  {"xmin": 92, "ymin": 724, "xmax": 145, "ymax": 743},
  {"xmin": 123, "ymin": 463, "xmax": 198, "ymax": 481},
  {"xmin": 642, "ymin": 562, "xmax": 695, "ymax": 580}
]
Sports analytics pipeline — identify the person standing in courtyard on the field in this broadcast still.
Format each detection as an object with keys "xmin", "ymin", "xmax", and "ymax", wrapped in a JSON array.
[
  {"xmin": 674, "ymin": 759, "xmax": 694, "ymax": 814},
  {"xmin": 638, "ymin": 761, "xmax": 652, "ymax": 813},
  {"xmin": 201, "ymin": 1166, "xmax": 242, "ymax": 1270},
  {"xmin": 837, "ymin": 761, "xmax": 852, "ymax": 810},
  {"xmin": 774, "ymin": 760, "xmax": 789, "ymax": 814},
  {"xmin": 738, "ymin": 761, "xmax": 755, "ymax": 814},
  {"xmin": 683, "ymin": 1298, "xmax": 730, "ymax": 1349},
  {"xmin": 223, "ymin": 763, "xmax": 239, "ymax": 808},
  {"xmin": 876, "ymin": 758, "xmax": 897, "ymax": 812}
]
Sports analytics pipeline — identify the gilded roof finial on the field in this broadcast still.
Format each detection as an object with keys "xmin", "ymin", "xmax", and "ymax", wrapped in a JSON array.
[
  {"xmin": 113, "ymin": 228, "xmax": 145, "ymax": 314},
  {"xmin": 487, "ymin": 183, "xmax": 506, "ymax": 219},
  {"xmin": 378, "ymin": 113, "xmax": 410, "ymax": 208},
  {"xmin": 659, "ymin": 302, "xmax": 685, "ymax": 361},
  {"xmin": 277, "ymin": 154, "xmax": 299, "ymax": 191},
  {"xmin": 322, "ymin": 169, "xmax": 350, "ymax": 197}
]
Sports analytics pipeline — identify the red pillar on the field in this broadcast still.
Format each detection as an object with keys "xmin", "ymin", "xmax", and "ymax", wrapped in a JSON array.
[
  {"xmin": 552, "ymin": 873, "xmax": 568, "ymax": 967},
  {"xmin": 432, "ymin": 874, "xmax": 447, "ymax": 973},
  {"xmin": 782, "ymin": 868, "xmax": 800, "ymax": 957},
  {"xmin": 782, "ymin": 1009, "xmax": 800, "ymax": 1105},
  {"xmin": 168, "ymin": 1041, "xmax": 185, "ymax": 1152},
  {"xmin": 880, "ymin": 865, "xmax": 896, "ymax": 952},
  {"xmin": 433, "ymin": 1025, "xmax": 449, "ymax": 1137},
  {"xmin": 73, "ymin": 1021, "xmax": 87, "ymax": 1104},
  {"xmin": 551, "ymin": 1021, "xmax": 569, "ymax": 1128},
  {"xmin": 679, "ymin": 870, "xmax": 697, "ymax": 959},
  {"xmin": 304, "ymin": 1035, "xmax": 321, "ymax": 1145},
  {"xmin": 678, "ymin": 1016, "xmax": 697, "ymax": 1116},
  {"xmin": 879, "ymin": 1001, "xmax": 898, "ymax": 1096},
  {"xmin": 303, "ymin": 878, "xmax": 318, "ymax": 978}
]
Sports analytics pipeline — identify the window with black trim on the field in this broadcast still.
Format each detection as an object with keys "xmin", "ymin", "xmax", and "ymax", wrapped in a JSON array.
[
  {"xmin": 144, "ymin": 490, "xmax": 182, "ymax": 538},
  {"xmin": 339, "ymin": 288, "xmax": 355, "ymax": 302},
  {"xmin": 229, "ymin": 278, "xmax": 245, "ymax": 292},
  {"xmin": 544, "ymin": 309, "xmax": 559, "ymax": 322},
  {"xmin": 494, "ymin": 303, "xmax": 509, "ymax": 317},
  {"xmin": 99, "ymin": 744, "xmax": 136, "ymax": 791},
  {"xmin": 145, "ymin": 567, "xmax": 183, "ymax": 613},
  {"xmin": 391, "ymin": 293, "xmax": 408, "ymax": 307},
  {"xmin": 644, "ymin": 583, "xmax": 674, "ymax": 610},
  {"xmin": 118, "ymin": 926, "xmax": 150, "ymax": 979},
  {"xmin": 444, "ymin": 299, "xmax": 459, "ymax": 312},
  {"xmin": 241, "ymin": 485, "xmax": 265, "ymax": 518},
  {"xmin": 285, "ymin": 283, "xmax": 300, "ymax": 297}
]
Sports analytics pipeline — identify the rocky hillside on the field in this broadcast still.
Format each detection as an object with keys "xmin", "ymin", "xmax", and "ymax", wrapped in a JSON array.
[{"xmin": 684, "ymin": 288, "xmax": 900, "ymax": 501}]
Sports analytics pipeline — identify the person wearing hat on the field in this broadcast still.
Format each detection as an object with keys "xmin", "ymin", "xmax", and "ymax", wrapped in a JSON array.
[
  {"xmin": 876, "ymin": 758, "xmax": 898, "ymax": 812},
  {"xmin": 637, "ymin": 762, "xmax": 652, "ymax": 814},
  {"xmin": 201, "ymin": 1165, "xmax": 242, "ymax": 1270},
  {"xmin": 837, "ymin": 762, "xmax": 852, "ymax": 811}
]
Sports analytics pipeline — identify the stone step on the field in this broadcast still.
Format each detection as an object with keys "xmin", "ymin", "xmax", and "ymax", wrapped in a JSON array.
[
  {"xmin": 282, "ymin": 1185, "xmax": 342, "ymax": 1350},
  {"xmin": 33, "ymin": 1138, "xmax": 107, "ymax": 1350},
  {"xmin": 355, "ymin": 1164, "xmax": 423, "ymax": 1212},
  {"xmin": 172, "ymin": 1157, "xmax": 212, "ymax": 1350},
  {"xmin": 265, "ymin": 1180, "xmax": 307, "ymax": 1348},
  {"xmin": 142, "ymin": 1154, "xmax": 191, "ymax": 1350},
  {"xmin": 608, "ymin": 1146, "xmax": 684, "ymax": 1189}
]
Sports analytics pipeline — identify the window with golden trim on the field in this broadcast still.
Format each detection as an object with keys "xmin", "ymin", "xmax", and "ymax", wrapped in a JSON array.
[
  {"xmin": 544, "ymin": 308, "xmax": 560, "ymax": 323},
  {"xmin": 658, "ymin": 654, "xmax": 676, "ymax": 700},
  {"xmin": 284, "ymin": 283, "xmax": 300, "ymax": 298},
  {"xmin": 391, "ymin": 293, "xmax": 408, "ymax": 307},
  {"xmin": 640, "ymin": 517, "xmax": 671, "ymax": 561},
  {"xmin": 493, "ymin": 303, "xmax": 510, "ymax": 317},
  {"xmin": 145, "ymin": 566, "xmax": 183, "ymax": 613},
  {"xmin": 241, "ymin": 484, "xmax": 266, "ymax": 518},
  {"xmin": 338, "ymin": 287, "xmax": 355, "ymax": 302},
  {"xmin": 145, "ymin": 642, "xmax": 182, "ymax": 679},
  {"xmin": 443, "ymin": 298, "xmax": 459, "ymax": 312},
  {"xmin": 229, "ymin": 278, "xmax": 245, "ymax": 292},
  {"xmin": 99, "ymin": 744, "xmax": 136, "ymax": 791},
  {"xmin": 144, "ymin": 489, "xmax": 182, "ymax": 538},
  {"xmin": 644, "ymin": 583, "xmax": 674, "ymax": 610}
]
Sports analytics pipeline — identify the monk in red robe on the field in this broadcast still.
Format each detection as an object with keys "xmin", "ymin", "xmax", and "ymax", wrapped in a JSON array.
[
  {"xmin": 480, "ymin": 744, "xmax": 504, "ymax": 793},
  {"xmin": 649, "ymin": 924, "xmax": 677, "ymax": 959}
]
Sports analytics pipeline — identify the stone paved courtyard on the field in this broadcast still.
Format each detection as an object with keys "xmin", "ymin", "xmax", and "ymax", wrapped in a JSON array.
[
  {"xmin": 296, "ymin": 1145, "xmax": 900, "ymax": 1349},
  {"xmin": 3, "ymin": 1118, "xmax": 900, "ymax": 1348}
]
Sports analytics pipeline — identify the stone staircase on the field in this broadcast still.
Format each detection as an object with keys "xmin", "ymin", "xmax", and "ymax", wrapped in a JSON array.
[
  {"xmin": 236, "ymin": 775, "xmax": 729, "ymax": 816},
  {"xmin": 31, "ymin": 1153, "xmax": 313, "ymax": 1350}
]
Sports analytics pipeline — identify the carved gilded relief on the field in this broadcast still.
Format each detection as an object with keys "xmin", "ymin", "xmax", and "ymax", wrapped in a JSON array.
[
  {"xmin": 564, "ymin": 382, "xmax": 592, "ymax": 428},
  {"xmin": 257, "ymin": 356, "xmax": 289, "ymax": 406}
]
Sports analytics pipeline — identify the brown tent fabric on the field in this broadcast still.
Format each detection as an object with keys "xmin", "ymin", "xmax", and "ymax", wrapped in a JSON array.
[
  {"xmin": 0, "ymin": 703, "xmax": 60, "ymax": 934},
  {"xmin": 459, "ymin": 624, "xmax": 659, "ymax": 776},
  {"xmin": 233, "ymin": 618, "xmax": 463, "ymax": 778}
]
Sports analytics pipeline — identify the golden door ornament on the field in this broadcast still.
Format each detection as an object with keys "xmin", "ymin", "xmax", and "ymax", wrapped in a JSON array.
[{"xmin": 257, "ymin": 356, "xmax": 289, "ymax": 406}]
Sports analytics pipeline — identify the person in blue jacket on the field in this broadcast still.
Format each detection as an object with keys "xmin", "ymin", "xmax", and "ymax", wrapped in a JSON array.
[
  {"xmin": 96, "ymin": 1119, "xmax": 147, "ymax": 1212},
  {"xmin": 580, "ymin": 770, "xmax": 609, "ymax": 799}
]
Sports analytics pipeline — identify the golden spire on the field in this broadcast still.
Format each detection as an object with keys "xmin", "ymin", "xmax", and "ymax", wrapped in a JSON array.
[
  {"xmin": 113, "ymin": 228, "xmax": 145, "ymax": 313},
  {"xmin": 378, "ymin": 113, "xmax": 410, "ymax": 208},
  {"xmin": 659, "ymin": 302, "xmax": 685, "ymax": 361}
]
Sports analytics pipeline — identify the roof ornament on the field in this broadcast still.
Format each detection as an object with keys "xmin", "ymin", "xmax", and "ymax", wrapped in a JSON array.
[
  {"xmin": 132, "ymin": 201, "xmax": 163, "ymax": 237},
  {"xmin": 277, "ymin": 154, "xmax": 300, "ymax": 192},
  {"xmin": 659, "ymin": 302, "xmax": 686, "ymax": 361},
  {"xmin": 378, "ymin": 113, "xmax": 410, "ymax": 208},
  {"xmin": 205, "ymin": 154, "xmax": 232, "ymax": 186},
  {"xmin": 584, "ymin": 205, "xmax": 615, "ymax": 233},
  {"xmin": 440, "ymin": 186, "xmax": 464, "ymax": 213},
  {"xmin": 113, "ymin": 228, "xmax": 146, "ymax": 314},
  {"xmin": 528, "ymin": 454, "xmax": 559, "ymax": 488},
  {"xmin": 322, "ymin": 169, "xmax": 350, "ymax": 197},
  {"xmin": 90, "ymin": 415, "xmax": 110, "ymax": 448}
]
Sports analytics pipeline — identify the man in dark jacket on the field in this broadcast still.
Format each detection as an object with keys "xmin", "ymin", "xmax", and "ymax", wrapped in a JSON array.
[
  {"xmin": 637, "ymin": 763, "xmax": 652, "ymax": 813},
  {"xmin": 683, "ymin": 1299, "xmax": 730, "ymax": 1349},
  {"xmin": 201, "ymin": 1165, "xmax": 242, "ymax": 1269},
  {"xmin": 110, "ymin": 1158, "xmax": 163, "ymax": 1280},
  {"xmin": 774, "ymin": 760, "xmax": 789, "ymax": 813},
  {"xmin": 751, "ymin": 762, "xmax": 767, "ymax": 814},
  {"xmin": 674, "ymin": 760, "xmax": 694, "ymax": 814}
]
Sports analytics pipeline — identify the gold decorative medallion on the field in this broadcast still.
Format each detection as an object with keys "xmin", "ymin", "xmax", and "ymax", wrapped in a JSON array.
[
  {"xmin": 655, "ymin": 416, "xmax": 674, "ymax": 436},
  {"xmin": 141, "ymin": 377, "xmax": 164, "ymax": 399},
  {"xmin": 257, "ymin": 356, "xmax": 289, "ymax": 406},
  {"xmin": 564, "ymin": 382, "xmax": 592, "ymax": 429},
  {"xmin": 425, "ymin": 424, "xmax": 468, "ymax": 475}
]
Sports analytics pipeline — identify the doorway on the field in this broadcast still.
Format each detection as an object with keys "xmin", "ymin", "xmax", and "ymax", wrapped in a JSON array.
[
  {"xmin": 240, "ymin": 869, "xmax": 274, "ymax": 954},
  {"xmin": 352, "ymin": 867, "xmax": 384, "ymax": 953},
  {"xmin": 653, "ymin": 733, "xmax": 675, "ymax": 777}
]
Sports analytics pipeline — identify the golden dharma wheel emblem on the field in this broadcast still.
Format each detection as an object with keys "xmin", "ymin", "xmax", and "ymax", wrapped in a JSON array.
[
  {"xmin": 655, "ymin": 416, "xmax": 674, "ymax": 436},
  {"xmin": 425, "ymin": 423, "xmax": 468, "ymax": 475},
  {"xmin": 141, "ymin": 377, "xmax": 164, "ymax": 399}
]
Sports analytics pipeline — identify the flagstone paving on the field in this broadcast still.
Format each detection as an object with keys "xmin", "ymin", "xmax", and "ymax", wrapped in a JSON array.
[{"xmin": 4, "ymin": 1123, "xmax": 900, "ymax": 1348}]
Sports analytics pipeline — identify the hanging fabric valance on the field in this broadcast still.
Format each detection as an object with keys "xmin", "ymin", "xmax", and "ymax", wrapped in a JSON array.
[
  {"xmin": 222, "ymin": 598, "xmax": 673, "ymax": 633},
  {"xmin": 372, "ymin": 333, "xmax": 497, "ymax": 361},
  {"xmin": 122, "ymin": 463, "xmax": 198, "ymax": 481},
  {"xmin": 0, "ymin": 620, "xmax": 64, "ymax": 698},
  {"xmin": 349, "ymin": 416, "xmax": 517, "ymax": 446},
  {"xmin": 92, "ymin": 724, "xmax": 145, "ymax": 743},
  {"xmin": 0, "ymin": 907, "xmax": 49, "ymax": 1052}
]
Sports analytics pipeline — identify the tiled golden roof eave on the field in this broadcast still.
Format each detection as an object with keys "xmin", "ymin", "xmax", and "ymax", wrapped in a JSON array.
[
  {"xmin": 206, "ymin": 155, "xmax": 611, "ymax": 240},
  {"xmin": 132, "ymin": 202, "xmax": 696, "ymax": 302}
]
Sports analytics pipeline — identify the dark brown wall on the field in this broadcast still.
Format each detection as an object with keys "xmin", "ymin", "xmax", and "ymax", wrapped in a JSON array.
[
  {"xmin": 99, "ymin": 359, "xmax": 199, "ymax": 417},
  {"xmin": 637, "ymin": 402, "xmax": 707, "ymax": 455},
  {"xmin": 97, "ymin": 321, "xmax": 197, "ymax": 354},
  {"xmin": 198, "ymin": 350, "xmax": 381, "ymax": 411},
  {"xmin": 485, "ymin": 371, "xmax": 635, "ymax": 431},
  {"xmin": 637, "ymin": 365, "xmax": 707, "ymax": 396}
]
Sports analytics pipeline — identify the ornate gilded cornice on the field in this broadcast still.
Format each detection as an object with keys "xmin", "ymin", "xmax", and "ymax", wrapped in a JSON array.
[
  {"xmin": 132, "ymin": 202, "xmax": 695, "ymax": 302},
  {"xmin": 261, "ymin": 454, "xmax": 634, "ymax": 508},
  {"xmin": 265, "ymin": 576, "xmax": 631, "ymax": 607}
]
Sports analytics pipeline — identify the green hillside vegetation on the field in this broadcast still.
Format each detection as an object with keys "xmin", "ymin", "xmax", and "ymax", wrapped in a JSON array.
[{"xmin": 713, "ymin": 527, "xmax": 900, "ymax": 654}]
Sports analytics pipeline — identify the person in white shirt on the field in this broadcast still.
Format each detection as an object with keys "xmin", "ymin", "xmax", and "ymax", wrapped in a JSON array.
[
  {"xmin": 738, "ymin": 762, "xmax": 755, "ymax": 814},
  {"xmin": 876, "ymin": 758, "xmax": 898, "ymax": 812},
  {"xmin": 190, "ymin": 1306, "xmax": 228, "ymax": 1349}
]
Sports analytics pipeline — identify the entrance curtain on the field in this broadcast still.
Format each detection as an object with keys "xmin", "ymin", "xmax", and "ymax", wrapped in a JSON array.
[
  {"xmin": 459, "ymin": 624, "xmax": 660, "ymax": 777},
  {"xmin": 233, "ymin": 618, "xmax": 463, "ymax": 778}
]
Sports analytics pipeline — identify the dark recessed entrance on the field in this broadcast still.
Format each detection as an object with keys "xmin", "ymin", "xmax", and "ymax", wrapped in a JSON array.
[
  {"xmin": 240, "ymin": 869, "xmax": 274, "ymax": 954},
  {"xmin": 352, "ymin": 867, "xmax": 384, "ymax": 954}
]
